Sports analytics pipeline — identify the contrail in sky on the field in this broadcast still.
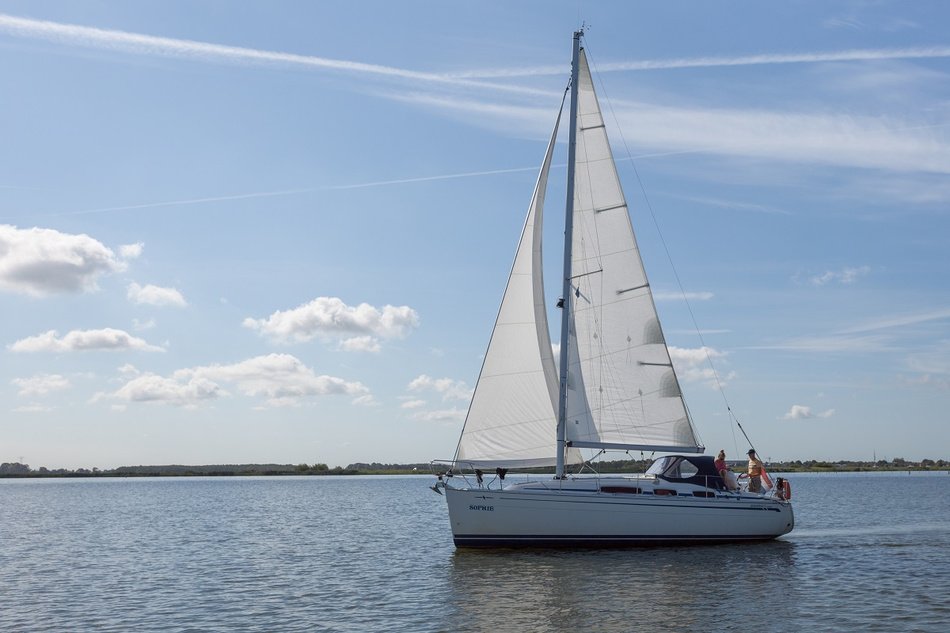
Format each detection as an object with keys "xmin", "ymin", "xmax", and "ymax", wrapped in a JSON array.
[
  {"xmin": 3, "ymin": 12, "xmax": 950, "ymax": 84},
  {"xmin": 5, "ymin": 167, "xmax": 540, "ymax": 220},
  {"xmin": 465, "ymin": 47, "xmax": 950, "ymax": 78},
  {"xmin": 0, "ymin": 13, "xmax": 441, "ymax": 81}
]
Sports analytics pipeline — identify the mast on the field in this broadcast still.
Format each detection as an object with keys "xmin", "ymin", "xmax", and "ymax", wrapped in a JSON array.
[{"xmin": 555, "ymin": 29, "xmax": 583, "ymax": 479}]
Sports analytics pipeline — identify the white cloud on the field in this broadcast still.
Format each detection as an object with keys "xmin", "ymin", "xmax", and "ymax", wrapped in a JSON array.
[
  {"xmin": 899, "ymin": 374, "xmax": 950, "ymax": 391},
  {"xmin": 127, "ymin": 282, "xmax": 186, "ymax": 307},
  {"xmin": 119, "ymin": 242, "xmax": 144, "ymax": 259},
  {"xmin": 0, "ymin": 224, "xmax": 126, "ymax": 296},
  {"xmin": 904, "ymin": 340, "xmax": 950, "ymax": 375},
  {"xmin": 339, "ymin": 336, "xmax": 381, "ymax": 353},
  {"xmin": 9, "ymin": 328, "xmax": 165, "ymax": 353},
  {"xmin": 12, "ymin": 373, "xmax": 70, "ymax": 396},
  {"xmin": 840, "ymin": 308, "xmax": 950, "ymax": 335},
  {"xmin": 799, "ymin": 266, "xmax": 871, "ymax": 286},
  {"xmin": 400, "ymin": 399, "xmax": 427, "ymax": 409},
  {"xmin": 118, "ymin": 363, "xmax": 140, "ymax": 376},
  {"xmin": 408, "ymin": 407, "xmax": 467, "ymax": 423},
  {"xmin": 752, "ymin": 335, "xmax": 890, "ymax": 353},
  {"xmin": 613, "ymin": 104, "xmax": 950, "ymax": 175},
  {"xmin": 781, "ymin": 405, "xmax": 836, "ymax": 419},
  {"xmin": 244, "ymin": 297, "xmax": 419, "ymax": 346},
  {"xmin": 104, "ymin": 373, "xmax": 224, "ymax": 408},
  {"xmin": 653, "ymin": 291, "xmax": 714, "ymax": 302},
  {"xmin": 13, "ymin": 404, "xmax": 54, "ymax": 413},
  {"xmin": 408, "ymin": 375, "xmax": 473, "ymax": 401},
  {"xmin": 667, "ymin": 346, "xmax": 735, "ymax": 387},
  {"xmin": 97, "ymin": 353, "xmax": 368, "ymax": 408},
  {"xmin": 132, "ymin": 318, "xmax": 157, "ymax": 331}
]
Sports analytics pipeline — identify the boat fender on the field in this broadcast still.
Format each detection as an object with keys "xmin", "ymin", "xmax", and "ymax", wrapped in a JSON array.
[{"xmin": 775, "ymin": 477, "xmax": 791, "ymax": 500}]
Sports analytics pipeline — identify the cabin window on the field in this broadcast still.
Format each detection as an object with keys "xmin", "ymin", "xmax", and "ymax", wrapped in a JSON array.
[
  {"xmin": 601, "ymin": 486, "xmax": 642, "ymax": 495},
  {"xmin": 646, "ymin": 456, "xmax": 699, "ymax": 479},
  {"xmin": 677, "ymin": 461, "xmax": 699, "ymax": 478}
]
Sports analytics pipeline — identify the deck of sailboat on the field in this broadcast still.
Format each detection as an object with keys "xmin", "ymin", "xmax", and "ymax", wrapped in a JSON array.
[{"xmin": 450, "ymin": 474, "xmax": 788, "ymax": 503}]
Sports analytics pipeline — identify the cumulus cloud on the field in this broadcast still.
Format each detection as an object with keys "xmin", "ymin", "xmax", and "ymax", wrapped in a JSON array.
[
  {"xmin": 408, "ymin": 375, "xmax": 473, "ymax": 401},
  {"xmin": 9, "ymin": 328, "xmax": 166, "ymax": 353},
  {"xmin": 117, "ymin": 363, "xmax": 140, "ymax": 376},
  {"xmin": 243, "ymin": 297, "xmax": 419, "ymax": 348},
  {"xmin": 780, "ymin": 405, "xmax": 836, "ymax": 419},
  {"xmin": 668, "ymin": 346, "xmax": 736, "ymax": 387},
  {"xmin": 339, "ymin": 336, "xmax": 381, "ymax": 353},
  {"xmin": 119, "ymin": 242, "xmax": 144, "ymax": 259},
  {"xmin": 132, "ymin": 318, "xmax": 157, "ymax": 331},
  {"xmin": 12, "ymin": 373, "xmax": 70, "ymax": 396},
  {"xmin": 127, "ymin": 282, "xmax": 186, "ymax": 307},
  {"xmin": 96, "ymin": 353, "xmax": 368, "ymax": 408},
  {"xmin": 0, "ymin": 224, "xmax": 126, "ymax": 296},
  {"xmin": 106, "ymin": 373, "xmax": 224, "ymax": 407}
]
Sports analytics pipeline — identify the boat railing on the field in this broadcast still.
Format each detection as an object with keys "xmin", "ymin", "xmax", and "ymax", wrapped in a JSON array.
[{"xmin": 428, "ymin": 460, "xmax": 513, "ymax": 490}]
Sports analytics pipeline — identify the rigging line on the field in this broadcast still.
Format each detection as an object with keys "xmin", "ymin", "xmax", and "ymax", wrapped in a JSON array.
[{"xmin": 584, "ymin": 37, "xmax": 730, "ymax": 439}]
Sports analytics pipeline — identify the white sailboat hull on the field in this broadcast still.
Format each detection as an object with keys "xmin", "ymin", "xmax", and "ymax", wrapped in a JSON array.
[{"xmin": 444, "ymin": 480, "xmax": 794, "ymax": 547}]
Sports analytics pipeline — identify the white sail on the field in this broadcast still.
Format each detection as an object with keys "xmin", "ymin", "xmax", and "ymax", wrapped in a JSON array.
[
  {"xmin": 454, "ymin": 104, "xmax": 583, "ymax": 468},
  {"xmin": 564, "ymin": 48, "xmax": 703, "ymax": 453}
]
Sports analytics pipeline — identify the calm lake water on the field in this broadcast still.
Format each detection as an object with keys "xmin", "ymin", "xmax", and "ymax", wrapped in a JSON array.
[{"xmin": 2, "ymin": 472, "xmax": 948, "ymax": 632}]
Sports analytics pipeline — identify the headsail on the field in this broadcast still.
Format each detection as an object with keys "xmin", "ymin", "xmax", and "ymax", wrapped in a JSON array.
[
  {"xmin": 563, "ymin": 46, "xmax": 703, "ymax": 454},
  {"xmin": 454, "ymin": 97, "xmax": 583, "ymax": 469}
]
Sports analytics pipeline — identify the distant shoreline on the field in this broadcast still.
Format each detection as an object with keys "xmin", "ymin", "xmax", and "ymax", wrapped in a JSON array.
[{"xmin": 2, "ymin": 458, "xmax": 947, "ymax": 478}]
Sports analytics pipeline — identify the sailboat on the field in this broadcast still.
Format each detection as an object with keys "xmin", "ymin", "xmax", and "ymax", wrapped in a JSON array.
[{"xmin": 432, "ymin": 30, "xmax": 793, "ymax": 547}]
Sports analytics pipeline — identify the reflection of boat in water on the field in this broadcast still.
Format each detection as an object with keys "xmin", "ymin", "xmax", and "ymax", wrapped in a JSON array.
[
  {"xmin": 431, "ymin": 30, "xmax": 793, "ymax": 547},
  {"xmin": 441, "ymin": 541, "xmax": 798, "ymax": 632}
]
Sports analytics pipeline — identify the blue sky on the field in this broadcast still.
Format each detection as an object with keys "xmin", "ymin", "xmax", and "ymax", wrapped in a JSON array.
[{"xmin": 1, "ymin": 1, "xmax": 948, "ymax": 470}]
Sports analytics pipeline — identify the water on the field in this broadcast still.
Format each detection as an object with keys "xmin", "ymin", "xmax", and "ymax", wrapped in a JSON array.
[{"xmin": 2, "ymin": 472, "xmax": 948, "ymax": 632}]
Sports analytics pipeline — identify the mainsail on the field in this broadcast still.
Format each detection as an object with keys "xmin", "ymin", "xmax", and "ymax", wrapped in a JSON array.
[{"xmin": 565, "ymin": 47, "xmax": 702, "ymax": 454}]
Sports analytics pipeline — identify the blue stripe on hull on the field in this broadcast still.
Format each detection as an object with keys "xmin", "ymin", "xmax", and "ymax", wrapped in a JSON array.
[{"xmin": 453, "ymin": 533, "xmax": 781, "ymax": 548}]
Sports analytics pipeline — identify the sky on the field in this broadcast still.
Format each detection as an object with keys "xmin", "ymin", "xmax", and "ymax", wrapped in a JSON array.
[{"xmin": 1, "ymin": 1, "xmax": 948, "ymax": 470}]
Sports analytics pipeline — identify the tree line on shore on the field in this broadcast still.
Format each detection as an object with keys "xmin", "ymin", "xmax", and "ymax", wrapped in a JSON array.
[{"xmin": 1, "ymin": 456, "xmax": 947, "ymax": 478}]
